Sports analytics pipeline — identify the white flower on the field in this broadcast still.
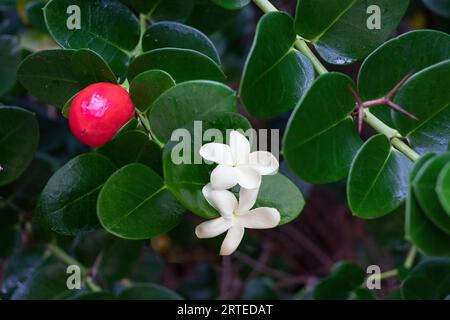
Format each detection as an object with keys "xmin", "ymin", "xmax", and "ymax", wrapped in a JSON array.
[
  {"xmin": 199, "ymin": 130, "xmax": 279, "ymax": 190},
  {"xmin": 195, "ymin": 184, "xmax": 280, "ymax": 256}
]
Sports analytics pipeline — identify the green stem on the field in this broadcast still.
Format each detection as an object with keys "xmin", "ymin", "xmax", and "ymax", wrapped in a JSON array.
[
  {"xmin": 133, "ymin": 14, "xmax": 147, "ymax": 57},
  {"xmin": 404, "ymin": 246, "xmax": 417, "ymax": 269},
  {"xmin": 136, "ymin": 109, "xmax": 164, "ymax": 148},
  {"xmin": 85, "ymin": 277, "xmax": 102, "ymax": 292},
  {"xmin": 47, "ymin": 244, "xmax": 87, "ymax": 274},
  {"xmin": 252, "ymin": 0, "xmax": 420, "ymax": 161},
  {"xmin": 378, "ymin": 269, "xmax": 399, "ymax": 280}
]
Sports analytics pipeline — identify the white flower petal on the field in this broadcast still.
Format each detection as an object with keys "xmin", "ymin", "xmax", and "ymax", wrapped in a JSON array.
[
  {"xmin": 236, "ymin": 166, "xmax": 261, "ymax": 189},
  {"xmin": 210, "ymin": 164, "xmax": 238, "ymax": 190},
  {"xmin": 202, "ymin": 184, "xmax": 238, "ymax": 218},
  {"xmin": 199, "ymin": 143, "xmax": 233, "ymax": 165},
  {"xmin": 195, "ymin": 217, "xmax": 233, "ymax": 239},
  {"xmin": 229, "ymin": 130, "xmax": 250, "ymax": 165},
  {"xmin": 248, "ymin": 151, "xmax": 279, "ymax": 175},
  {"xmin": 238, "ymin": 207, "xmax": 280, "ymax": 229},
  {"xmin": 220, "ymin": 225, "xmax": 245, "ymax": 256},
  {"xmin": 238, "ymin": 187, "xmax": 259, "ymax": 212}
]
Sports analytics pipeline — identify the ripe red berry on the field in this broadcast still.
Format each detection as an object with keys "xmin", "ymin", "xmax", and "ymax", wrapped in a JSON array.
[{"xmin": 69, "ymin": 82, "xmax": 135, "ymax": 147}]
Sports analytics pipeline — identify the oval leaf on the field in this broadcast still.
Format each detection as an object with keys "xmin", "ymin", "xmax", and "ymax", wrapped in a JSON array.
[
  {"xmin": 406, "ymin": 153, "xmax": 450, "ymax": 256},
  {"xmin": 44, "ymin": 0, "xmax": 140, "ymax": 75},
  {"xmin": 0, "ymin": 35, "xmax": 21, "ymax": 96},
  {"xmin": 283, "ymin": 72, "xmax": 363, "ymax": 184},
  {"xmin": 348, "ymin": 134, "xmax": 412, "ymax": 218},
  {"xmin": 119, "ymin": 283, "xmax": 182, "ymax": 300},
  {"xmin": 437, "ymin": 163, "xmax": 450, "ymax": 215},
  {"xmin": 142, "ymin": 21, "xmax": 220, "ymax": 64},
  {"xmin": 295, "ymin": 0, "xmax": 409, "ymax": 65},
  {"xmin": 0, "ymin": 107, "xmax": 39, "ymax": 186},
  {"xmin": 128, "ymin": 48, "xmax": 225, "ymax": 83},
  {"xmin": 18, "ymin": 49, "xmax": 117, "ymax": 108},
  {"xmin": 212, "ymin": 0, "xmax": 250, "ymax": 10},
  {"xmin": 413, "ymin": 152, "xmax": 450, "ymax": 235},
  {"xmin": 37, "ymin": 153, "xmax": 117, "ymax": 235},
  {"xmin": 240, "ymin": 12, "xmax": 314, "ymax": 117},
  {"xmin": 148, "ymin": 80, "xmax": 237, "ymax": 143},
  {"xmin": 401, "ymin": 258, "xmax": 450, "ymax": 299},
  {"xmin": 97, "ymin": 163, "xmax": 184, "ymax": 239},
  {"xmin": 129, "ymin": 70, "xmax": 175, "ymax": 112},
  {"xmin": 358, "ymin": 30, "xmax": 450, "ymax": 125},
  {"xmin": 392, "ymin": 60, "xmax": 450, "ymax": 154}
]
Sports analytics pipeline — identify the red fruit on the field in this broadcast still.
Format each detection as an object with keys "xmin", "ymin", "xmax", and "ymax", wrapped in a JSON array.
[{"xmin": 69, "ymin": 82, "xmax": 135, "ymax": 147}]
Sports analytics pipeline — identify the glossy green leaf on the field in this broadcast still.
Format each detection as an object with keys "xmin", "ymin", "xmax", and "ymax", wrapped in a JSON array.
[
  {"xmin": 142, "ymin": 21, "xmax": 220, "ymax": 64},
  {"xmin": 97, "ymin": 163, "xmax": 185, "ymax": 240},
  {"xmin": 358, "ymin": 30, "xmax": 450, "ymax": 126},
  {"xmin": 128, "ymin": 48, "xmax": 225, "ymax": 83},
  {"xmin": 240, "ymin": 12, "xmax": 314, "ymax": 117},
  {"xmin": 314, "ymin": 262, "xmax": 366, "ymax": 300},
  {"xmin": 413, "ymin": 153, "xmax": 450, "ymax": 235},
  {"xmin": 98, "ymin": 130, "xmax": 162, "ymax": 175},
  {"xmin": 119, "ymin": 283, "xmax": 183, "ymax": 300},
  {"xmin": 423, "ymin": 0, "xmax": 450, "ymax": 18},
  {"xmin": 0, "ymin": 35, "xmax": 20, "ymax": 96},
  {"xmin": 295, "ymin": 0, "xmax": 409, "ymax": 65},
  {"xmin": 283, "ymin": 72, "xmax": 363, "ymax": 184},
  {"xmin": 437, "ymin": 163, "xmax": 450, "ymax": 215},
  {"xmin": 17, "ymin": 49, "xmax": 117, "ymax": 108},
  {"xmin": 212, "ymin": 0, "xmax": 250, "ymax": 10},
  {"xmin": 11, "ymin": 264, "xmax": 73, "ymax": 300},
  {"xmin": 348, "ymin": 134, "xmax": 412, "ymax": 218},
  {"xmin": 129, "ymin": 70, "xmax": 175, "ymax": 113},
  {"xmin": 392, "ymin": 60, "xmax": 450, "ymax": 154},
  {"xmin": 255, "ymin": 174, "xmax": 305, "ymax": 225},
  {"xmin": 401, "ymin": 258, "xmax": 450, "ymax": 299},
  {"xmin": 121, "ymin": 0, "xmax": 194, "ymax": 22},
  {"xmin": 406, "ymin": 153, "xmax": 450, "ymax": 256},
  {"xmin": 37, "ymin": 153, "xmax": 117, "ymax": 236},
  {"xmin": 163, "ymin": 112, "xmax": 252, "ymax": 219},
  {"xmin": 0, "ymin": 107, "xmax": 39, "ymax": 186},
  {"xmin": 149, "ymin": 80, "xmax": 237, "ymax": 143},
  {"xmin": 44, "ymin": 0, "xmax": 140, "ymax": 75}
]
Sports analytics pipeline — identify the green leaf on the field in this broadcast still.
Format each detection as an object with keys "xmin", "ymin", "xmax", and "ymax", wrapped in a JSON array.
[
  {"xmin": 119, "ymin": 283, "xmax": 183, "ymax": 300},
  {"xmin": 283, "ymin": 72, "xmax": 363, "ymax": 184},
  {"xmin": 358, "ymin": 30, "xmax": 450, "ymax": 126},
  {"xmin": 44, "ymin": 0, "xmax": 140, "ymax": 75},
  {"xmin": 0, "ymin": 35, "xmax": 21, "ymax": 97},
  {"xmin": 406, "ymin": 153, "xmax": 450, "ymax": 256},
  {"xmin": 149, "ymin": 80, "xmax": 237, "ymax": 143},
  {"xmin": 185, "ymin": 1, "xmax": 237, "ymax": 35},
  {"xmin": 401, "ymin": 258, "xmax": 450, "ymax": 299},
  {"xmin": 97, "ymin": 163, "xmax": 185, "ymax": 240},
  {"xmin": 163, "ymin": 112, "xmax": 252, "ymax": 219},
  {"xmin": 437, "ymin": 163, "xmax": 450, "ymax": 215},
  {"xmin": 0, "ymin": 107, "xmax": 39, "ymax": 187},
  {"xmin": 255, "ymin": 174, "xmax": 305, "ymax": 225},
  {"xmin": 295, "ymin": 0, "xmax": 409, "ymax": 65},
  {"xmin": 37, "ymin": 153, "xmax": 117, "ymax": 236},
  {"xmin": 120, "ymin": 0, "xmax": 194, "ymax": 22},
  {"xmin": 314, "ymin": 262, "xmax": 366, "ymax": 300},
  {"xmin": 413, "ymin": 152, "xmax": 450, "ymax": 235},
  {"xmin": 240, "ymin": 12, "xmax": 314, "ymax": 117},
  {"xmin": 128, "ymin": 48, "xmax": 225, "ymax": 83},
  {"xmin": 129, "ymin": 70, "xmax": 175, "ymax": 113},
  {"xmin": 98, "ymin": 130, "xmax": 162, "ymax": 175},
  {"xmin": 11, "ymin": 264, "xmax": 73, "ymax": 300},
  {"xmin": 17, "ymin": 49, "xmax": 117, "ymax": 108},
  {"xmin": 392, "ymin": 60, "xmax": 450, "ymax": 154},
  {"xmin": 422, "ymin": 0, "xmax": 450, "ymax": 18},
  {"xmin": 212, "ymin": 0, "xmax": 250, "ymax": 10},
  {"xmin": 142, "ymin": 21, "xmax": 220, "ymax": 64},
  {"xmin": 348, "ymin": 134, "xmax": 412, "ymax": 218}
]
